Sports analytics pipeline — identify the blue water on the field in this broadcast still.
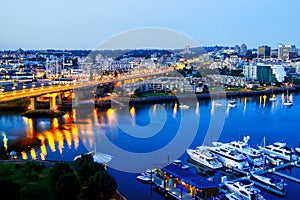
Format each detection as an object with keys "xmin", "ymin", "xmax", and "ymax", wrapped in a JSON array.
[{"xmin": 1, "ymin": 91, "xmax": 300, "ymax": 199}]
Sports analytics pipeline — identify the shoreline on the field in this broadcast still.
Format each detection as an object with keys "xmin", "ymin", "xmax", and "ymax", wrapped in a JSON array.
[{"xmin": 0, "ymin": 86, "xmax": 298, "ymax": 112}]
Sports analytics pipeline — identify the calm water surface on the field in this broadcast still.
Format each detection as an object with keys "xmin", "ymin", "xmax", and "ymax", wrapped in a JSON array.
[{"xmin": 1, "ymin": 92, "xmax": 300, "ymax": 199}]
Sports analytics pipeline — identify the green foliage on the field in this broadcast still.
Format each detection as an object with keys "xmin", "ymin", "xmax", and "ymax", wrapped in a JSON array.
[
  {"xmin": 93, "ymin": 171, "xmax": 118, "ymax": 200},
  {"xmin": 51, "ymin": 162, "xmax": 73, "ymax": 186},
  {"xmin": 55, "ymin": 173, "xmax": 81, "ymax": 200},
  {"xmin": 0, "ymin": 163, "xmax": 53, "ymax": 200},
  {"xmin": 0, "ymin": 159, "xmax": 118, "ymax": 200},
  {"xmin": 73, "ymin": 154, "xmax": 105, "ymax": 183}
]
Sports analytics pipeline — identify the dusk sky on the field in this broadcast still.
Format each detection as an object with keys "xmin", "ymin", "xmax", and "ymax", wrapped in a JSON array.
[{"xmin": 1, "ymin": 0, "xmax": 300, "ymax": 50}]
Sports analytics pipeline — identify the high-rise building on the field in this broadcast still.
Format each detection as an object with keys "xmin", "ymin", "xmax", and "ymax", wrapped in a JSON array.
[
  {"xmin": 234, "ymin": 45, "xmax": 241, "ymax": 55},
  {"xmin": 240, "ymin": 44, "xmax": 247, "ymax": 56},
  {"xmin": 258, "ymin": 46, "xmax": 271, "ymax": 59},
  {"xmin": 278, "ymin": 44, "xmax": 297, "ymax": 60}
]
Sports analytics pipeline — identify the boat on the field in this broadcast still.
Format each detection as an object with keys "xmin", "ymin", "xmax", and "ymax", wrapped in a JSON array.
[
  {"xmin": 258, "ymin": 142, "xmax": 298, "ymax": 161},
  {"xmin": 179, "ymin": 104, "xmax": 190, "ymax": 109},
  {"xmin": 213, "ymin": 101, "xmax": 223, "ymax": 107},
  {"xmin": 228, "ymin": 102, "xmax": 237, "ymax": 108},
  {"xmin": 186, "ymin": 146, "xmax": 223, "ymax": 169},
  {"xmin": 269, "ymin": 87, "xmax": 277, "ymax": 102},
  {"xmin": 210, "ymin": 144, "xmax": 249, "ymax": 169},
  {"xmin": 269, "ymin": 94, "xmax": 277, "ymax": 102},
  {"xmin": 228, "ymin": 96, "xmax": 237, "ymax": 105},
  {"xmin": 224, "ymin": 136, "xmax": 264, "ymax": 167},
  {"xmin": 265, "ymin": 154, "xmax": 284, "ymax": 166},
  {"xmin": 136, "ymin": 174, "xmax": 154, "ymax": 183},
  {"xmin": 225, "ymin": 193, "xmax": 242, "ymax": 200},
  {"xmin": 225, "ymin": 181, "xmax": 265, "ymax": 200},
  {"xmin": 250, "ymin": 173, "xmax": 284, "ymax": 191},
  {"xmin": 136, "ymin": 169, "xmax": 154, "ymax": 183},
  {"xmin": 295, "ymin": 147, "xmax": 300, "ymax": 154},
  {"xmin": 283, "ymin": 90, "xmax": 293, "ymax": 106}
]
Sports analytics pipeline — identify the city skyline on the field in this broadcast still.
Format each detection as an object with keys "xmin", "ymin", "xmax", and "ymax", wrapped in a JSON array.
[{"xmin": 1, "ymin": 0, "xmax": 300, "ymax": 50}]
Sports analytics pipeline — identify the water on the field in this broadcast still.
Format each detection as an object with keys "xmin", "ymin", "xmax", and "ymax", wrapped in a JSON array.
[{"xmin": 1, "ymin": 91, "xmax": 300, "ymax": 199}]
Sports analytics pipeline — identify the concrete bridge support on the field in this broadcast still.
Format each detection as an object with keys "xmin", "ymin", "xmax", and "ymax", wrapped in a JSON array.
[
  {"xmin": 49, "ymin": 94, "xmax": 57, "ymax": 110},
  {"xmin": 30, "ymin": 97, "xmax": 37, "ymax": 110}
]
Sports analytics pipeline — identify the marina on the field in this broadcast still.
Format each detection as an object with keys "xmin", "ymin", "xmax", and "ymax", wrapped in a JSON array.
[{"xmin": 139, "ymin": 135, "xmax": 300, "ymax": 199}]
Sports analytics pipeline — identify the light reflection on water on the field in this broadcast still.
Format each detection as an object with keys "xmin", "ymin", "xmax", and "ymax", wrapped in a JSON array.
[{"xmin": 0, "ymin": 92, "xmax": 300, "ymax": 199}]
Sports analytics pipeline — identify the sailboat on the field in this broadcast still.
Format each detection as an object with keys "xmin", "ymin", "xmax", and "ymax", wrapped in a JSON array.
[
  {"xmin": 269, "ymin": 87, "xmax": 277, "ymax": 102},
  {"xmin": 283, "ymin": 90, "xmax": 293, "ymax": 106}
]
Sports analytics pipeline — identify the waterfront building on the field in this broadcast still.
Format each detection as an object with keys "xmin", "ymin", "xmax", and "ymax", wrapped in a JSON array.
[
  {"xmin": 256, "ymin": 63, "xmax": 286, "ymax": 83},
  {"xmin": 154, "ymin": 163, "xmax": 218, "ymax": 199},
  {"xmin": 243, "ymin": 63, "xmax": 286, "ymax": 83},
  {"xmin": 258, "ymin": 45, "xmax": 271, "ymax": 59},
  {"xmin": 243, "ymin": 63, "xmax": 257, "ymax": 79}
]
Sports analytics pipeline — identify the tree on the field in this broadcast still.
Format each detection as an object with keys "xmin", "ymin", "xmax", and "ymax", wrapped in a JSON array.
[
  {"xmin": 73, "ymin": 154, "xmax": 105, "ymax": 184},
  {"xmin": 55, "ymin": 173, "xmax": 81, "ymax": 200},
  {"xmin": 51, "ymin": 162, "xmax": 73, "ymax": 186},
  {"xmin": 92, "ymin": 171, "xmax": 118, "ymax": 200}
]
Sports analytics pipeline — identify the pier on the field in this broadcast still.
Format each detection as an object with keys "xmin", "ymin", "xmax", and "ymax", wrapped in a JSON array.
[{"xmin": 272, "ymin": 171, "xmax": 300, "ymax": 184}]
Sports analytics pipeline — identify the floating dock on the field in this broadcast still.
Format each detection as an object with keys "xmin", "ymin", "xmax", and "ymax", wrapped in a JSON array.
[{"xmin": 272, "ymin": 171, "xmax": 300, "ymax": 184}]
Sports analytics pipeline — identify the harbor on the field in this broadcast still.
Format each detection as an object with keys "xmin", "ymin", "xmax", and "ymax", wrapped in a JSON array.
[{"xmin": 136, "ymin": 135, "xmax": 300, "ymax": 199}]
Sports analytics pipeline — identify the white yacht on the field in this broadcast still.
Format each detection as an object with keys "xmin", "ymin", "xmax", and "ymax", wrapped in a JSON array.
[
  {"xmin": 179, "ymin": 104, "xmax": 190, "ymax": 109},
  {"xmin": 222, "ymin": 136, "xmax": 264, "ymax": 167},
  {"xmin": 225, "ymin": 181, "xmax": 265, "ymax": 200},
  {"xmin": 251, "ymin": 174, "xmax": 284, "ymax": 191},
  {"xmin": 228, "ymin": 102, "xmax": 237, "ymax": 108},
  {"xmin": 269, "ymin": 94, "xmax": 277, "ymax": 102},
  {"xmin": 186, "ymin": 146, "xmax": 223, "ymax": 169},
  {"xmin": 209, "ymin": 144, "xmax": 249, "ymax": 169},
  {"xmin": 258, "ymin": 142, "xmax": 298, "ymax": 161}
]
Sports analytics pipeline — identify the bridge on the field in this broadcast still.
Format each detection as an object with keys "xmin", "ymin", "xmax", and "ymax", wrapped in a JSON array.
[{"xmin": 0, "ymin": 68, "xmax": 173, "ymax": 110}]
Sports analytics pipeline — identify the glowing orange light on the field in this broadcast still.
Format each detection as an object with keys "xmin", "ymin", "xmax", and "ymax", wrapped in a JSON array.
[
  {"xmin": 21, "ymin": 151, "xmax": 28, "ymax": 160},
  {"xmin": 173, "ymin": 102, "xmax": 177, "ymax": 118},
  {"xmin": 30, "ymin": 148, "xmax": 37, "ymax": 160}
]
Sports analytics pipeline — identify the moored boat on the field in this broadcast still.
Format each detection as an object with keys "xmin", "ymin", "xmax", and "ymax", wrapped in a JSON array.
[
  {"xmin": 225, "ymin": 181, "xmax": 265, "ymax": 200},
  {"xmin": 210, "ymin": 144, "xmax": 249, "ymax": 169},
  {"xmin": 250, "ymin": 173, "xmax": 284, "ymax": 191},
  {"xmin": 258, "ymin": 142, "xmax": 298, "ymax": 161},
  {"xmin": 186, "ymin": 146, "xmax": 223, "ymax": 169}
]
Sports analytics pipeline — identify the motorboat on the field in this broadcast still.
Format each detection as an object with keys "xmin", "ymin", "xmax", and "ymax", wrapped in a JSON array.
[
  {"xmin": 283, "ymin": 90, "xmax": 293, "ymax": 106},
  {"xmin": 186, "ymin": 146, "xmax": 223, "ymax": 169},
  {"xmin": 269, "ymin": 94, "xmax": 277, "ymax": 102},
  {"xmin": 136, "ymin": 169, "xmax": 154, "ymax": 183},
  {"xmin": 250, "ymin": 173, "xmax": 284, "ymax": 191},
  {"xmin": 258, "ymin": 142, "xmax": 298, "ymax": 161},
  {"xmin": 209, "ymin": 144, "xmax": 249, "ymax": 169},
  {"xmin": 172, "ymin": 159, "xmax": 190, "ymax": 169},
  {"xmin": 225, "ymin": 193, "xmax": 242, "ymax": 200},
  {"xmin": 225, "ymin": 181, "xmax": 265, "ymax": 200},
  {"xmin": 136, "ymin": 174, "xmax": 154, "ymax": 183},
  {"xmin": 228, "ymin": 96, "xmax": 237, "ymax": 104},
  {"xmin": 225, "ymin": 136, "xmax": 264, "ymax": 167},
  {"xmin": 265, "ymin": 154, "xmax": 284, "ymax": 166},
  {"xmin": 228, "ymin": 102, "xmax": 237, "ymax": 108},
  {"xmin": 295, "ymin": 147, "xmax": 300, "ymax": 154},
  {"xmin": 213, "ymin": 101, "xmax": 223, "ymax": 107},
  {"xmin": 179, "ymin": 104, "xmax": 190, "ymax": 109}
]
